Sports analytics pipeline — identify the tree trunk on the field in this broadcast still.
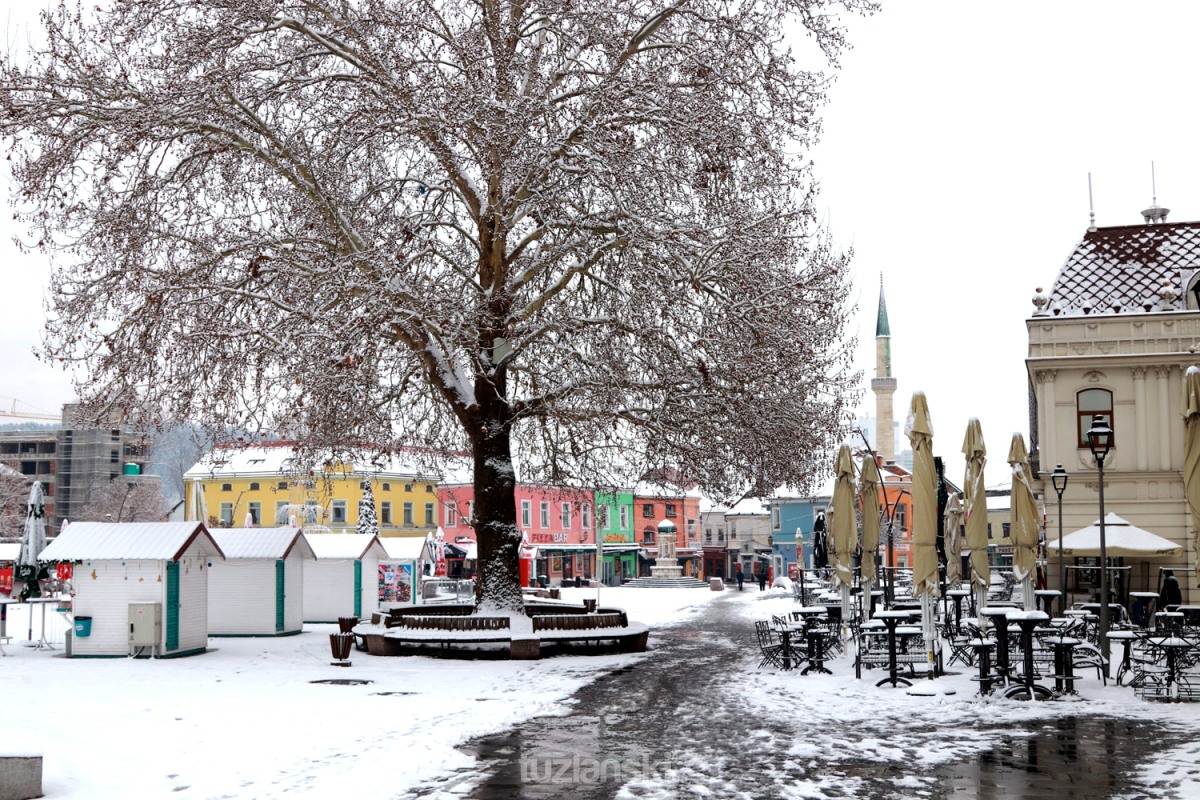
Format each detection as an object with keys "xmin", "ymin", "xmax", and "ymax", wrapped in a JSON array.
[{"xmin": 472, "ymin": 413, "xmax": 523, "ymax": 613}]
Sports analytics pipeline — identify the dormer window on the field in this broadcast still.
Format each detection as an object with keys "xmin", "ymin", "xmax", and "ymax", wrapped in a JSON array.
[{"xmin": 1185, "ymin": 269, "xmax": 1200, "ymax": 310}]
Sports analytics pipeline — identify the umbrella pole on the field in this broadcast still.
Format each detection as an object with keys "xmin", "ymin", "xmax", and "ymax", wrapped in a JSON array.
[
  {"xmin": 922, "ymin": 594, "xmax": 937, "ymax": 680},
  {"xmin": 974, "ymin": 583, "xmax": 989, "ymax": 635}
]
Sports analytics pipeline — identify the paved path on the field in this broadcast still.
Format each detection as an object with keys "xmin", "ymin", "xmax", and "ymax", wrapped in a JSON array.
[{"xmin": 416, "ymin": 595, "xmax": 1181, "ymax": 799}]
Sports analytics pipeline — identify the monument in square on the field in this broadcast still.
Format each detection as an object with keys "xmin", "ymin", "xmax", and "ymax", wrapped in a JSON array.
[{"xmin": 650, "ymin": 518, "xmax": 683, "ymax": 579}]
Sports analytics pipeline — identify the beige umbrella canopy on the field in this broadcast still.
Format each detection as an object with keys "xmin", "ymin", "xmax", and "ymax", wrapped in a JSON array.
[
  {"xmin": 1008, "ymin": 432, "xmax": 1039, "ymax": 610},
  {"xmin": 1185, "ymin": 366, "xmax": 1200, "ymax": 588},
  {"xmin": 962, "ymin": 418, "xmax": 989, "ymax": 591},
  {"xmin": 830, "ymin": 445, "xmax": 857, "ymax": 591},
  {"xmin": 943, "ymin": 492, "xmax": 964, "ymax": 588},
  {"xmin": 859, "ymin": 453, "xmax": 882, "ymax": 586},
  {"xmin": 907, "ymin": 392, "xmax": 938, "ymax": 598}
]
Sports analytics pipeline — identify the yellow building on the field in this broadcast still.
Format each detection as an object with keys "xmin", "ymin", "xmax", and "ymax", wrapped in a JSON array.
[{"xmin": 182, "ymin": 444, "xmax": 441, "ymax": 538}]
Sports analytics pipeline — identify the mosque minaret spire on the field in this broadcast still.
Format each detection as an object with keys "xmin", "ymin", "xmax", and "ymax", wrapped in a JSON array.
[{"xmin": 871, "ymin": 275, "xmax": 897, "ymax": 463}]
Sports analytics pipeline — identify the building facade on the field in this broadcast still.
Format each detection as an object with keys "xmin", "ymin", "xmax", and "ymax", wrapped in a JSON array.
[
  {"xmin": 184, "ymin": 444, "xmax": 439, "ymax": 538},
  {"xmin": 439, "ymin": 482, "xmax": 597, "ymax": 586},
  {"xmin": 0, "ymin": 404, "xmax": 153, "ymax": 538},
  {"xmin": 1027, "ymin": 210, "xmax": 1199, "ymax": 603}
]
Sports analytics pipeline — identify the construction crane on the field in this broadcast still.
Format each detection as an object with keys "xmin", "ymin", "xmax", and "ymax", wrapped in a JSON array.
[{"xmin": 0, "ymin": 398, "xmax": 61, "ymax": 422}]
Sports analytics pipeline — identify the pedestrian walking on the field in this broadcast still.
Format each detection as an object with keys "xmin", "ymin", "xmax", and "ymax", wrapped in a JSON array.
[
  {"xmin": 757, "ymin": 569, "xmax": 767, "ymax": 591},
  {"xmin": 1160, "ymin": 570, "xmax": 1182, "ymax": 609},
  {"xmin": 735, "ymin": 566, "xmax": 744, "ymax": 591}
]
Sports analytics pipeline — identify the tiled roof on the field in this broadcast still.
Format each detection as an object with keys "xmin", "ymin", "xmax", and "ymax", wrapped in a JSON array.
[
  {"xmin": 1045, "ymin": 221, "xmax": 1200, "ymax": 316},
  {"xmin": 37, "ymin": 522, "xmax": 223, "ymax": 561}
]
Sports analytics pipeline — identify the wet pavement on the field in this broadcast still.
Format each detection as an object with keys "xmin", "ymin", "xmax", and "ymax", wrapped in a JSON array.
[{"xmin": 418, "ymin": 597, "xmax": 1186, "ymax": 799}]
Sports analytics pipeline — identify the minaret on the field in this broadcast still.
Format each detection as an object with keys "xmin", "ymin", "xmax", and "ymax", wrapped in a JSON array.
[{"xmin": 871, "ymin": 276, "xmax": 897, "ymax": 463}]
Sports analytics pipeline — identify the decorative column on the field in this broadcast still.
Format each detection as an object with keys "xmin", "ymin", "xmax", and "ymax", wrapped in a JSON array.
[
  {"xmin": 1133, "ymin": 366, "xmax": 1149, "ymax": 471},
  {"xmin": 1157, "ymin": 365, "xmax": 1172, "ymax": 470},
  {"xmin": 1037, "ymin": 370, "xmax": 1057, "ymax": 465}
]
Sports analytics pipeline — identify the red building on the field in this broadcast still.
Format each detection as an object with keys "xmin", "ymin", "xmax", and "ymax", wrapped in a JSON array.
[
  {"xmin": 437, "ymin": 483, "xmax": 597, "ymax": 587},
  {"xmin": 632, "ymin": 482, "xmax": 703, "ymax": 578}
]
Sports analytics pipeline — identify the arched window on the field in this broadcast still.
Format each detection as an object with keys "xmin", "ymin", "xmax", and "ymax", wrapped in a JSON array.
[
  {"xmin": 1077, "ymin": 388, "xmax": 1114, "ymax": 448},
  {"xmin": 249, "ymin": 482, "xmax": 260, "ymax": 491}
]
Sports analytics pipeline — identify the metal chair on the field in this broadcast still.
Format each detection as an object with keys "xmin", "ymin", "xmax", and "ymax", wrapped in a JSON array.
[{"xmin": 754, "ymin": 620, "xmax": 786, "ymax": 669}]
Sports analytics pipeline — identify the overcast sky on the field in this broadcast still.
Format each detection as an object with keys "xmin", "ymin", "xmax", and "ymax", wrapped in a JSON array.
[{"xmin": 4, "ymin": 1, "xmax": 1200, "ymax": 491}]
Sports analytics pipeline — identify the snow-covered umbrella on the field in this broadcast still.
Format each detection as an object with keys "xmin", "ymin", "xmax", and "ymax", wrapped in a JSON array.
[
  {"xmin": 1008, "ymin": 433, "xmax": 1039, "ymax": 611},
  {"xmin": 830, "ymin": 445, "xmax": 857, "ymax": 621},
  {"xmin": 943, "ymin": 492, "xmax": 964, "ymax": 588},
  {"xmin": 906, "ymin": 392, "xmax": 939, "ymax": 678},
  {"xmin": 962, "ymin": 418, "xmax": 990, "ymax": 626},
  {"xmin": 859, "ymin": 453, "xmax": 881, "ymax": 611},
  {"xmin": 1185, "ymin": 366, "xmax": 1200, "ymax": 591},
  {"xmin": 16, "ymin": 481, "xmax": 47, "ymax": 599}
]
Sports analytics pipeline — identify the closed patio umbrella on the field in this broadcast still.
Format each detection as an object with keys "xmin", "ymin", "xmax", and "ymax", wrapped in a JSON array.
[
  {"xmin": 907, "ymin": 393, "xmax": 938, "ymax": 599},
  {"xmin": 831, "ymin": 445, "xmax": 857, "ymax": 620},
  {"xmin": 16, "ymin": 482, "xmax": 47, "ymax": 601},
  {"xmin": 963, "ymin": 418, "xmax": 990, "ymax": 625},
  {"xmin": 1185, "ymin": 366, "xmax": 1200, "ymax": 590},
  {"xmin": 812, "ymin": 512, "xmax": 828, "ymax": 570},
  {"xmin": 860, "ymin": 453, "xmax": 882, "ymax": 602},
  {"xmin": 944, "ymin": 492, "xmax": 964, "ymax": 589},
  {"xmin": 1008, "ymin": 432, "xmax": 1039, "ymax": 611},
  {"xmin": 906, "ymin": 392, "xmax": 939, "ymax": 679}
]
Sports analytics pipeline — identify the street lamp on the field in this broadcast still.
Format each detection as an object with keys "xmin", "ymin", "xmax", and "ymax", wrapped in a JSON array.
[
  {"xmin": 1051, "ymin": 464, "xmax": 1068, "ymax": 612},
  {"xmin": 1086, "ymin": 414, "xmax": 1113, "ymax": 669}
]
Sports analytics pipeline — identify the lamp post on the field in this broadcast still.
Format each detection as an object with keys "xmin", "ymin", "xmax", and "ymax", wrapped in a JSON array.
[
  {"xmin": 1086, "ymin": 414, "xmax": 1113, "ymax": 670},
  {"xmin": 1051, "ymin": 464, "xmax": 1069, "ymax": 612}
]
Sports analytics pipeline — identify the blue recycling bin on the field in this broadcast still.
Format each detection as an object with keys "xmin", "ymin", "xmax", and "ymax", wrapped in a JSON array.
[{"xmin": 74, "ymin": 616, "xmax": 92, "ymax": 637}]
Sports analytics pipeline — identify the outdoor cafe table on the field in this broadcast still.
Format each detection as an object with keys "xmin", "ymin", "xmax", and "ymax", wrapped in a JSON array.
[
  {"xmin": 1178, "ymin": 606, "xmax": 1200, "ymax": 628},
  {"xmin": 968, "ymin": 638, "xmax": 998, "ymax": 695},
  {"xmin": 1156, "ymin": 611, "xmax": 1185, "ymax": 635},
  {"xmin": 1034, "ymin": 589, "xmax": 1062, "ymax": 617},
  {"xmin": 1042, "ymin": 635, "xmax": 1082, "ymax": 695},
  {"xmin": 26, "ymin": 596, "xmax": 60, "ymax": 651},
  {"xmin": 979, "ymin": 607, "xmax": 1013, "ymax": 683},
  {"xmin": 1130, "ymin": 592, "xmax": 1159, "ymax": 627},
  {"xmin": 782, "ymin": 609, "xmax": 831, "ymax": 674},
  {"xmin": 946, "ymin": 589, "xmax": 971, "ymax": 634},
  {"xmin": 873, "ymin": 610, "xmax": 917, "ymax": 688},
  {"xmin": 1107, "ymin": 628, "xmax": 1143, "ymax": 686},
  {"xmin": 1145, "ymin": 635, "xmax": 1197, "ymax": 698},
  {"xmin": 1003, "ymin": 610, "xmax": 1050, "ymax": 700}
]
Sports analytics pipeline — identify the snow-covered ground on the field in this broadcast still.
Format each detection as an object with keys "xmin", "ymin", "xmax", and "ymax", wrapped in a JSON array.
[{"xmin": 2, "ymin": 588, "xmax": 1198, "ymax": 799}]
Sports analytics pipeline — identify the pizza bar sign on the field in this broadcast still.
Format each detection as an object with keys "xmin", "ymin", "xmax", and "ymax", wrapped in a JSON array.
[{"xmin": 530, "ymin": 533, "xmax": 569, "ymax": 544}]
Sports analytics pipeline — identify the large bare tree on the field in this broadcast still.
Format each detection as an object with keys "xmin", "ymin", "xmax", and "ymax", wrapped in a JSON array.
[
  {"xmin": 77, "ymin": 478, "xmax": 171, "ymax": 524},
  {"xmin": 2, "ymin": 0, "xmax": 868, "ymax": 612}
]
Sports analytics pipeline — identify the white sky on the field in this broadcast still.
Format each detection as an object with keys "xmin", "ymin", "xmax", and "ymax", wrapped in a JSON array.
[
  {"xmin": 4, "ymin": 585, "xmax": 1200, "ymax": 797},
  {"xmin": 5, "ymin": 2, "xmax": 1200, "ymax": 490},
  {"xmin": 814, "ymin": 1, "xmax": 1200, "ymax": 489}
]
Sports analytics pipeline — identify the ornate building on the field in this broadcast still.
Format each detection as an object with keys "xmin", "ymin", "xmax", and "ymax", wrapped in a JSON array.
[{"xmin": 1027, "ymin": 205, "xmax": 1198, "ymax": 603}]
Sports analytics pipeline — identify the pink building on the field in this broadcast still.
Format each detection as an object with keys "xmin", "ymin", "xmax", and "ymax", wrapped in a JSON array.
[{"xmin": 437, "ymin": 483, "xmax": 597, "ymax": 587}]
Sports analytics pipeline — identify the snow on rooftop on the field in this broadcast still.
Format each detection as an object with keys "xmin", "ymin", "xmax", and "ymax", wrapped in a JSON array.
[
  {"xmin": 37, "ymin": 521, "xmax": 223, "ymax": 561},
  {"xmin": 304, "ymin": 532, "xmax": 387, "ymax": 560},
  {"xmin": 380, "ymin": 536, "xmax": 425, "ymax": 560},
  {"xmin": 209, "ymin": 527, "xmax": 314, "ymax": 560},
  {"xmin": 183, "ymin": 444, "xmax": 439, "ymax": 480}
]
